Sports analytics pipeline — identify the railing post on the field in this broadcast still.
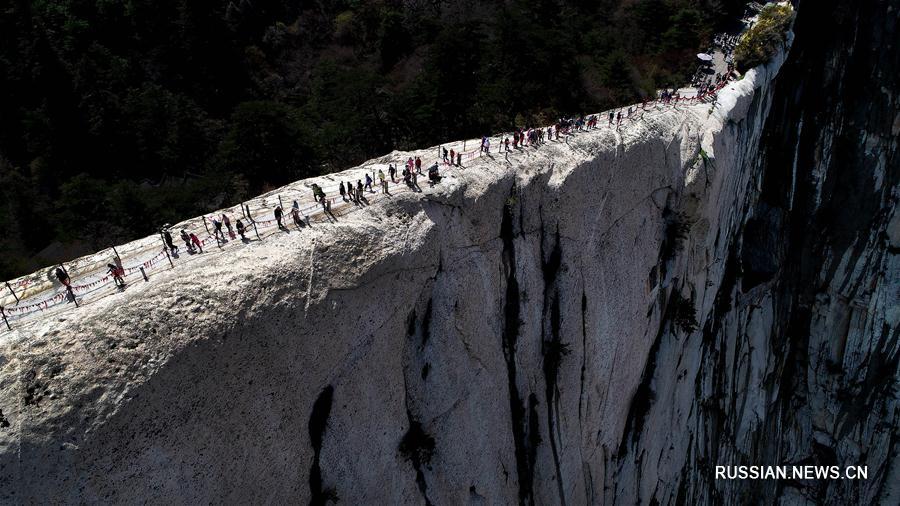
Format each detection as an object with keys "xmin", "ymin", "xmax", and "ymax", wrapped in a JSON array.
[
  {"xmin": 5, "ymin": 282, "xmax": 19, "ymax": 304},
  {"xmin": 246, "ymin": 204, "xmax": 261, "ymax": 241},
  {"xmin": 1, "ymin": 306, "xmax": 10, "ymax": 331},
  {"xmin": 159, "ymin": 232, "xmax": 175, "ymax": 268}
]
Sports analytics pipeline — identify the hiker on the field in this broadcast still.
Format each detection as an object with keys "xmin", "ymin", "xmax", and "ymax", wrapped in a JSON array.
[
  {"xmin": 505, "ymin": 138, "xmax": 510, "ymax": 151},
  {"xmin": 163, "ymin": 228, "xmax": 178, "ymax": 255},
  {"xmin": 356, "ymin": 180, "xmax": 364, "ymax": 198},
  {"xmin": 236, "ymin": 220, "xmax": 247, "ymax": 241},
  {"xmin": 365, "ymin": 173, "xmax": 373, "ymax": 192},
  {"xmin": 107, "ymin": 262, "xmax": 125, "ymax": 287},
  {"xmin": 483, "ymin": 137, "xmax": 490, "ymax": 153},
  {"xmin": 339, "ymin": 181, "xmax": 346, "ymax": 201},
  {"xmin": 223, "ymin": 214, "xmax": 235, "ymax": 239},
  {"xmin": 311, "ymin": 183, "xmax": 325, "ymax": 203},
  {"xmin": 190, "ymin": 232, "xmax": 203, "ymax": 252},
  {"xmin": 457, "ymin": 152, "xmax": 462, "ymax": 166},
  {"xmin": 616, "ymin": 111, "xmax": 622, "ymax": 126},
  {"xmin": 389, "ymin": 164, "xmax": 397, "ymax": 182},
  {"xmin": 212, "ymin": 217, "xmax": 224, "ymax": 242},
  {"xmin": 378, "ymin": 169, "xmax": 386, "ymax": 193},
  {"xmin": 406, "ymin": 157, "xmax": 414, "ymax": 174},
  {"xmin": 180, "ymin": 229, "xmax": 193, "ymax": 253},
  {"xmin": 415, "ymin": 156, "xmax": 422, "ymax": 175},
  {"xmin": 292, "ymin": 201, "xmax": 303, "ymax": 228},
  {"xmin": 443, "ymin": 147, "xmax": 449, "ymax": 162},
  {"xmin": 428, "ymin": 163, "xmax": 440, "ymax": 185},
  {"xmin": 184, "ymin": 229, "xmax": 198, "ymax": 253},
  {"xmin": 274, "ymin": 205, "xmax": 284, "ymax": 229},
  {"xmin": 608, "ymin": 111, "xmax": 614, "ymax": 125},
  {"xmin": 55, "ymin": 267, "xmax": 70, "ymax": 287}
]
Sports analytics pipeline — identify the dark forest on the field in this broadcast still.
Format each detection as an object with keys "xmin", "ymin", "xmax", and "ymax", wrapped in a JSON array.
[{"xmin": 0, "ymin": 0, "xmax": 745, "ymax": 279}]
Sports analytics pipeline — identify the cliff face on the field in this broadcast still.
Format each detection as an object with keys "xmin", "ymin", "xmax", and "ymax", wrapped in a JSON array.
[
  {"xmin": 0, "ymin": 2, "xmax": 896, "ymax": 504},
  {"xmin": 684, "ymin": 0, "xmax": 899, "ymax": 504}
]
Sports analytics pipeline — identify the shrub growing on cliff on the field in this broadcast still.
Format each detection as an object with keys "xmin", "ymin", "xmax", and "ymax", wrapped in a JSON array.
[
  {"xmin": 668, "ymin": 290, "xmax": 699, "ymax": 334},
  {"xmin": 662, "ymin": 210, "xmax": 691, "ymax": 262},
  {"xmin": 734, "ymin": 4, "xmax": 795, "ymax": 72},
  {"xmin": 399, "ymin": 420, "xmax": 436, "ymax": 466}
]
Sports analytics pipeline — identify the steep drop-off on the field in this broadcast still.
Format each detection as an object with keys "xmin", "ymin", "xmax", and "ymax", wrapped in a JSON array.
[{"xmin": 0, "ymin": 2, "xmax": 896, "ymax": 503}]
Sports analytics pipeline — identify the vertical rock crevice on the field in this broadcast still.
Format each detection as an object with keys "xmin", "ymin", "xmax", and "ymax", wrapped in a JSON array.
[
  {"xmin": 540, "ymin": 225, "xmax": 567, "ymax": 506},
  {"xmin": 499, "ymin": 191, "xmax": 537, "ymax": 505},
  {"xmin": 308, "ymin": 385, "xmax": 335, "ymax": 506}
]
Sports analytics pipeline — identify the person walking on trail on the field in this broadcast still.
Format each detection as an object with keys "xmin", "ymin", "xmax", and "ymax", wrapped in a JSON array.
[
  {"xmin": 449, "ymin": 149, "xmax": 455, "ymax": 166},
  {"xmin": 180, "ymin": 229, "xmax": 194, "ymax": 253},
  {"xmin": 365, "ymin": 173, "xmax": 373, "ymax": 192},
  {"xmin": 415, "ymin": 156, "xmax": 422, "ymax": 175},
  {"xmin": 378, "ymin": 169, "xmax": 387, "ymax": 193},
  {"xmin": 339, "ymin": 181, "xmax": 347, "ymax": 201},
  {"xmin": 55, "ymin": 267, "xmax": 70, "ymax": 287},
  {"xmin": 236, "ymin": 220, "xmax": 247, "ymax": 241},
  {"xmin": 443, "ymin": 147, "xmax": 449, "ymax": 162},
  {"xmin": 55, "ymin": 266, "xmax": 75, "ymax": 303},
  {"xmin": 616, "ymin": 111, "xmax": 622, "ymax": 127},
  {"xmin": 163, "ymin": 228, "xmax": 178, "ymax": 255},
  {"xmin": 505, "ymin": 138, "xmax": 510, "ymax": 151},
  {"xmin": 310, "ymin": 183, "xmax": 324, "ymax": 203},
  {"xmin": 213, "ymin": 217, "xmax": 225, "ymax": 242},
  {"xmin": 190, "ymin": 232, "xmax": 203, "ymax": 252},
  {"xmin": 313, "ymin": 184, "xmax": 326, "ymax": 206},
  {"xmin": 484, "ymin": 137, "xmax": 490, "ymax": 153},
  {"xmin": 389, "ymin": 164, "xmax": 397, "ymax": 182},
  {"xmin": 356, "ymin": 180, "xmax": 364, "ymax": 198},
  {"xmin": 274, "ymin": 205, "xmax": 285, "ymax": 230},
  {"xmin": 457, "ymin": 152, "xmax": 462, "ymax": 166},
  {"xmin": 406, "ymin": 157, "xmax": 414, "ymax": 174},
  {"xmin": 291, "ymin": 201, "xmax": 303, "ymax": 228},
  {"xmin": 107, "ymin": 262, "xmax": 125, "ymax": 288},
  {"xmin": 223, "ymin": 214, "xmax": 235, "ymax": 239},
  {"xmin": 608, "ymin": 111, "xmax": 614, "ymax": 125}
]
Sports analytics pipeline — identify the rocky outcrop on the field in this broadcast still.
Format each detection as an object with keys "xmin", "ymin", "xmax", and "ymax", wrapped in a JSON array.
[{"xmin": 0, "ymin": 1, "xmax": 896, "ymax": 504}]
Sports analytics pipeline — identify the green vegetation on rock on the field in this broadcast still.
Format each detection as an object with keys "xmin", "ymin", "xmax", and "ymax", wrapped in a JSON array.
[{"xmin": 734, "ymin": 3, "xmax": 794, "ymax": 72}]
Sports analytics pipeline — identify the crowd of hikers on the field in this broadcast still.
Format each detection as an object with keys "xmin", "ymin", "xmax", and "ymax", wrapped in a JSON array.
[
  {"xmin": 690, "ymin": 30, "xmax": 740, "ymax": 94},
  {"xmin": 4, "ymin": 56, "xmax": 743, "ymax": 328}
]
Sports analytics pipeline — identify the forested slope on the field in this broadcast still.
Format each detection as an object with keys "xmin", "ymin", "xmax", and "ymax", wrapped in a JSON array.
[{"xmin": 0, "ymin": 0, "xmax": 745, "ymax": 279}]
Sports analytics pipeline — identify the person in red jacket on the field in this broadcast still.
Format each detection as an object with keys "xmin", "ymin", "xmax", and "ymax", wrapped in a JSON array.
[{"xmin": 190, "ymin": 233, "xmax": 204, "ymax": 253}]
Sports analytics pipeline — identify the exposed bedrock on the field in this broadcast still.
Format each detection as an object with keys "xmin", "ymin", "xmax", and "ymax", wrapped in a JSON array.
[{"xmin": 0, "ymin": 1, "xmax": 897, "ymax": 504}]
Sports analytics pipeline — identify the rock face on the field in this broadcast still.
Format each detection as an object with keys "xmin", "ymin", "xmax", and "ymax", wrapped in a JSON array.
[{"xmin": 0, "ymin": 1, "xmax": 896, "ymax": 504}]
